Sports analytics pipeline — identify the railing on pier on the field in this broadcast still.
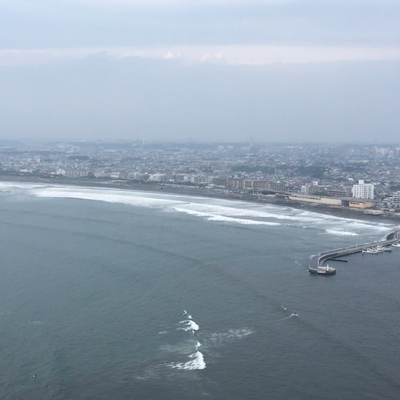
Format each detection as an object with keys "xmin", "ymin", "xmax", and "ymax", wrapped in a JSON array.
[{"xmin": 309, "ymin": 230, "xmax": 400, "ymax": 272}]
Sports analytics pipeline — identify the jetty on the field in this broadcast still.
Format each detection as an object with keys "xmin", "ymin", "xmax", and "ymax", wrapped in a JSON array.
[{"xmin": 309, "ymin": 230, "xmax": 400, "ymax": 274}]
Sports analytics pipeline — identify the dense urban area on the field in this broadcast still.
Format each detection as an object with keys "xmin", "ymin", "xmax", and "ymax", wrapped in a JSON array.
[{"xmin": 1, "ymin": 140, "xmax": 400, "ymax": 218}]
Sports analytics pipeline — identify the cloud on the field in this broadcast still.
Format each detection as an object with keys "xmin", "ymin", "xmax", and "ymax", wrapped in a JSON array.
[
  {"xmin": 2, "ymin": 45, "xmax": 400, "ymax": 67},
  {"xmin": 1, "ymin": 0, "xmax": 400, "ymax": 49},
  {"xmin": 164, "ymin": 51, "xmax": 176, "ymax": 59},
  {"xmin": 1, "ymin": 0, "xmax": 398, "ymax": 144}
]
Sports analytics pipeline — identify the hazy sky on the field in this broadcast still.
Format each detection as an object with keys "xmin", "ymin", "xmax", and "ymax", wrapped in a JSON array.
[{"xmin": 1, "ymin": 0, "xmax": 399, "ymax": 143}]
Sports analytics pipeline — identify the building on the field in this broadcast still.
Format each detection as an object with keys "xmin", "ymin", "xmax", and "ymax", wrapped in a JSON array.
[
  {"xmin": 252, "ymin": 180, "xmax": 270, "ymax": 190},
  {"xmin": 352, "ymin": 180, "xmax": 374, "ymax": 200},
  {"xmin": 149, "ymin": 173, "xmax": 168, "ymax": 182},
  {"xmin": 326, "ymin": 187, "xmax": 351, "ymax": 197},
  {"xmin": 301, "ymin": 184, "xmax": 325, "ymax": 196},
  {"xmin": 213, "ymin": 177, "xmax": 228, "ymax": 187},
  {"xmin": 393, "ymin": 191, "xmax": 400, "ymax": 209},
  {"xmin": 349, "ymin": 200, "xmax": 375, "ymax": 209},
  {"xmin": 269, "ymin": 182, "xmax": 286, "ymax": 191},
  {"xmin": 64, "ymin": 169, "xmax": 88, "ymax": 178},
  {"xmin": 288, "ymin": 194, "xmax": 342, "ymax": 206}
]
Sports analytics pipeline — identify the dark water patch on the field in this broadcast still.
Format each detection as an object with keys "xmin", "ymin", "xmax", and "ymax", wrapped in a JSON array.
[{"xmin": 1, "ymin": 194, "xmax": 400, "ymax": 400}]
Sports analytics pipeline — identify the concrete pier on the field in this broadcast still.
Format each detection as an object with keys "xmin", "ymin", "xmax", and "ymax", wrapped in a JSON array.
[{"xmin": 309, "ymin": 230, "xmax": 400, "ymax": 273}]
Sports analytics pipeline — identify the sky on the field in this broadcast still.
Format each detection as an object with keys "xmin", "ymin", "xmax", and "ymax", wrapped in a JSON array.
[{"xmin": 0, "ymin": 0, "xmax": 399, "ymax": 143}]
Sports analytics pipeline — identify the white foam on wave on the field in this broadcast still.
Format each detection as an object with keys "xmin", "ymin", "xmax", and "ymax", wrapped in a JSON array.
[
  {"xmin": 31, "ymin": 187, "xmax": 185, "ymax": 208},
  {"xmin": 0, "ymin": 182, "xmax": 47, "ymax": 191},
  {"xmin": 346, "ymin": 221, "xmax": 393, "ymax": 232},
  {"xmin": 172, "ymin": 202, "xmax": 397, "ymax": 235},
  {"xmin": 10, "ymin": 183, "xmax": 395, "ymax": 236},
  {"xmin": 169, "ymin": 351, "xmax": 206, "ymax": 370},
  {"xmin": 173, "ymin": 207, "xmax": 280, "ymax": 226},
  {"xmin": 208, "ymin": 215, "xmax": 280, "ymax": 226},
  {"xmin": 175, "ymin": 203, "xmax": 319, "ymax": 222},
  {"xmin": 325, "ymin": 229, "xmax": 358, "ymax": 237},
  {"xmin": 288, "ymin": 208, "xmax": 396, "ymax": 229},
  {"xmin": 178, "ymin": 319, "xmax": 199, "ymax": 332},
  {"xmin": 165, "ymin": 312, "xmax": 205, "ymax": 370}
]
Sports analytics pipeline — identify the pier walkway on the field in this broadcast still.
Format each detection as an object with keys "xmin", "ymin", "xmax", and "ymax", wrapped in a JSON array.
[{"xmin": 309, "ymin": 230, "xmax": 400, "ymax": 273}]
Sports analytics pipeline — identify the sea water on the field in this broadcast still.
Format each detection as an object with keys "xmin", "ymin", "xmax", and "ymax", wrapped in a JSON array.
[{"xmin": 0, "ymin": 182, "xmax": 400, "ymax": 400}]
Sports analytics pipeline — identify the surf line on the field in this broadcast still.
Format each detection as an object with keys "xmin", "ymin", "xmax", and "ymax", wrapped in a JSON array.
[{"xmin": 169, "ymin": 310, "xmax": 206, "ymax": 370}]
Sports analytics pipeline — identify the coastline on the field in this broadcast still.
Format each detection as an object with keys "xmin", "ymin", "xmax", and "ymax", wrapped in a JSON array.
[{"xmin": 1, "ymin": 174, "xmax": 400, "ymax": 225}]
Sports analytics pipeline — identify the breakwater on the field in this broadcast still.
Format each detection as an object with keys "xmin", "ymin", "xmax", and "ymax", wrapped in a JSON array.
[{"xmin": 309, "ymin": 230, "xmax": 400, "ymax": 273}]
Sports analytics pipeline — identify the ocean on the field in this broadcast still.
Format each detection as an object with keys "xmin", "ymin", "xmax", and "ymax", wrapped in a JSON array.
[{"xmin": 0, "ymin": 182, "xmax": 400, "ymax": 400}]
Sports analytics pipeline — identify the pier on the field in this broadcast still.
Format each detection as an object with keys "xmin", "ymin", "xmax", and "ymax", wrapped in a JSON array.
[{"xmin": 309, "ymin": 230, "xmax": 400, "ymax": 274}]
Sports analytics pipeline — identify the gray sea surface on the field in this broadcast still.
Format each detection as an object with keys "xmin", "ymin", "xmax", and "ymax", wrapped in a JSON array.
[{"xmin": 1, "ymin": 182, "xmax": 400, "ymax": 400}]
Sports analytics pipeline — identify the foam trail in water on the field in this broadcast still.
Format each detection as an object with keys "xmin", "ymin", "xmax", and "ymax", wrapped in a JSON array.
[
  {"xmin": 268, "ymin": 311, "xmax": 299, "ymax": 323},
  {"xmin": 276, "ymin": 313, "xmax": 298, "ymax": 322}
]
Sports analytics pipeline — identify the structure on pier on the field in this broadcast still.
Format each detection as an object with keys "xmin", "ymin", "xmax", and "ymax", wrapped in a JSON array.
[{"xmin": 308, "ymin": 230, "xmax": 400, "ymax": 275}]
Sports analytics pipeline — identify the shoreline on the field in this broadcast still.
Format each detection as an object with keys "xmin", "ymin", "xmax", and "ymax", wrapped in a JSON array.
[{"xmin": 1, "ymin": 175, "xmax": 400, "ymax": 225}]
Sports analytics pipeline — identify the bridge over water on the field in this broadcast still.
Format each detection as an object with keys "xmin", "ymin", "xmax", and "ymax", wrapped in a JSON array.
[{"xmin": 308, "ymin": 230, "xmax": 400, "ymax": 273}]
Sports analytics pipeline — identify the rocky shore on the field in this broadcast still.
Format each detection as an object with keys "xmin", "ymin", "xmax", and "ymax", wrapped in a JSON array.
[{"xmin": 1, "ymin": 174, "xmax": 400, "ymax": 224}]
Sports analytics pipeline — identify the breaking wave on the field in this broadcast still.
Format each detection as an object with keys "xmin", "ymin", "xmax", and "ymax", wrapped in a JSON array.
[
  {"xmin": 2, "ymin": 183, "xmax": 396, "ymax": 236},
  {"xmin": 169, "ymin": 342, "xmax": 206, "ymax": 371},
  {"xmin": 178, "ymin": 319, "xmax": 200, "ymax": 332},
  {"xmin": 165, "ymin": 311, "xmax": 206, "ymax": 370},
  {"xmin": 325, "ymin": 230, "xmax": 358, "ymax": 236}
]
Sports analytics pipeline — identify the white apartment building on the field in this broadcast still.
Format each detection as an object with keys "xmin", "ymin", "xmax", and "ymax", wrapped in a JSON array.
[{"xmin": 352, "ymin": 180, "xmax": 374, "ymax": 200}]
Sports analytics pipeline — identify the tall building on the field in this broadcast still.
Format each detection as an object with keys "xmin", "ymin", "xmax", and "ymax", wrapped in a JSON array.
[{"xmin": 352, "ymin": 180, "xmax": 374, "ymax": 200}]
